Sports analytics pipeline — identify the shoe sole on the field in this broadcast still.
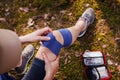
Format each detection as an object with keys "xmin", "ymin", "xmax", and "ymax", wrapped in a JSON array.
[{"xmin": 17, "ymin": 50, "xmax": 34, "ymax": 75}]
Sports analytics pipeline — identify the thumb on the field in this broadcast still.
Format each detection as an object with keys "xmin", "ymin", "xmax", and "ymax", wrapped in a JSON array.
[{"xmin": 42, "ymin": 53, "xmax": 49, "ymax": 63}]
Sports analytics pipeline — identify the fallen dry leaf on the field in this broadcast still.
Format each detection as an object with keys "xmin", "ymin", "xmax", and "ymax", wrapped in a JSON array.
[
  {"xmin": 19, "ymin": 7, "xmax": 29, "ymax": 13},
  {"xmin": 27, "ymin": 18, "xmax": 35, "ymax": 27},
  {"xmin": 68, "ymin": 12, "xmax": 72, "ymax": 16},
  {"xmin": 102, "ymin": 44, "xmax": 108, "ymax": 48},
  {"xmin": 44, "ymin": 13, "xmax": 52, "ymax": 20},
  {"xmin": 60, "ymin": 10, "xmax": 66, "ymax": 14},
  {"xmin": 0, "ymin": 18, "xmax": 6, "ymax": 22}
]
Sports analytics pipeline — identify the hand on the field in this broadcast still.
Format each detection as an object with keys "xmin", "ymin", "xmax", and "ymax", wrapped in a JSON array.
[
  {"xmin": 43, "ymin": 53, "xmax": 59, "ymax": 80},
  {"xmin": 19, "ymin": 27, "xmax": 52, "ymax": 43}
]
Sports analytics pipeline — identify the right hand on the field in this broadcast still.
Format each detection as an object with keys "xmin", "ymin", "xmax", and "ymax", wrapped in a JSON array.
[{"xmin": 19, "ymin": 27, "xmax": 52, "ymax": 44}]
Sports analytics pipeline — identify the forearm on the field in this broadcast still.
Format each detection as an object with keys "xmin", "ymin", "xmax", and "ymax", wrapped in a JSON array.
[
  {"xmin": 19, "ymin": 27, "xmax": 52, "ymax": 44},
  {"xmin": 19, "ymin": 36, "xmax": 29, "ymax": 44},
  {"xmin": 19, "ymin": 35, "xmax": 34, "ymax": 44}
]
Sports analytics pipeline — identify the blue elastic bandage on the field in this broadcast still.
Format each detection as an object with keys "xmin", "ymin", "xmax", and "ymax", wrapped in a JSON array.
[
  {"xmin": 59, "ymin": 29, "xmax": 72, "ymax": 47},
  {"xmin": 42, "ymin": 29, "xmax": 72, "ymax": 56},
  {"xmin": 42, "ymin": 33, "xmax": 62, "ymax": 56}
]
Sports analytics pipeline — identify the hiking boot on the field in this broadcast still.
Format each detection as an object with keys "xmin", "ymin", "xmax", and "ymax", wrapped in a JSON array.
[
  {"xmin": 78, "ymin": 8, "xmax": 95, "ymax": 37},
  {"xmin": 15, "ymin": 44, "xmax": 34, "ymax": 75}
]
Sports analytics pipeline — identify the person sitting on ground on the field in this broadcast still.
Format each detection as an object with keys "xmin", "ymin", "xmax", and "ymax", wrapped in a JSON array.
[
  {"xmin": 0, "ymin": 7, "xmax": 95, "ymax": 80},
  {"xmin": 0, "ymin": 27, "xmax": 59, "ymax": 80},
  {"xmin": 22, "ymin": 8, "xmax": 95, "ymax": 80}
]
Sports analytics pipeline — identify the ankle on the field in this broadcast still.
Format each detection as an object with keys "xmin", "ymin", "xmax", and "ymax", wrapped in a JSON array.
[{"xmin": 74, "ymin": 18, "xmax": 87, "ymax": 30}]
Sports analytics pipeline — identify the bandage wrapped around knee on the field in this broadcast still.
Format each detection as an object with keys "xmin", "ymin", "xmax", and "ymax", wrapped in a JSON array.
[{"xmin": 42, "ymin": 29, "xmax": 72, "ymax": 56}]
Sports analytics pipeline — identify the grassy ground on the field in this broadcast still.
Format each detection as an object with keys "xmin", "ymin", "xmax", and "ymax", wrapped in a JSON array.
[{"xmin": 0, "ymin": 0, "xmax": 120, "ymax": 80}]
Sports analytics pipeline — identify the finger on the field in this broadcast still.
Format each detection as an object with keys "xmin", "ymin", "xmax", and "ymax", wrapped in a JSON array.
[
  {"xmin": 39, "ymin": 36, "xmax": 51, "ymax": 41},
  {"xmin": 41, "ymin": 27, "xmax": 52, "ymax": 32},
  {"xmin": 41, "ymin": 27, "xmax": 53, "ymax": 33},
  {"xmin": 34, "ymin": 36, "xmax": 50, "ymax": 41},
  {"xmin": 48, "ymin": 28, "xmax": 53, "ymax": 33},
  {"xmin": 42, "ymin": 53, "xmax": 49, "ymax": 63},
  {"xmin": 45, "ymin": 27, "xmax": 53, "ymax": 33},
  {"xmin": 54, "ymin": 56, "xmax": 60, "ymax": 63},
  {"xmin": 46, "ymin": 27, "xmax": 53, "ymax": 33}
]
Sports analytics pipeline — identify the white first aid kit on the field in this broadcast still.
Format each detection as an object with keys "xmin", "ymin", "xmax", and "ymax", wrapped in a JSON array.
[{"xmin": 82, "ymin": 50, "xmax": 112, "ymax": 80}]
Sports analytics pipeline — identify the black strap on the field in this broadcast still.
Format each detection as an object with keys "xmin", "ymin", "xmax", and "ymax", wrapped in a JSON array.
[{"xmin": 94, "ymin": 67, "xmax": 101, "ymax": 80}]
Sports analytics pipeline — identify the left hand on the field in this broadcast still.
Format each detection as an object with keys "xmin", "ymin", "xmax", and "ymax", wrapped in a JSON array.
[
  {"xmin": 19, "ymin": 27, "xmax": 52, "ymax": 43},
  {"xmin": 43, "ymin": 53, "xmax": 59, "ymax": 80}
]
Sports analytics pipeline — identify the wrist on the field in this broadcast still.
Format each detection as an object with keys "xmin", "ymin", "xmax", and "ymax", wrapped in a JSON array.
[
  {"xmin": 44, "ymin": 73, "xmax": 53, "ymax": 80},
  {"xmin": 19, "ymin": 36, "xmax": 29, "ymax": 44}
]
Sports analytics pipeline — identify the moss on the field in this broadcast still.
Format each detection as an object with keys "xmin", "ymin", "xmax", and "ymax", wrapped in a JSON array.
[
  {"xmin": 57, "ymin": 53, "xmax": 84, "ymax": 80},
  {"xmin": 0, "ymin": 0, "xmax": 120, "ymax": 79}
]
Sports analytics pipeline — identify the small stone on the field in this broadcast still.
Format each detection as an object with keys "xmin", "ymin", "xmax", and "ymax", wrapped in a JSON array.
[
  {"xmin": 107, "ymin": 59, "xmax": 113, "ymax": 65},
  {"xmin": 84, "ymin": 3, "xmax": 90, "ymax": 8}
]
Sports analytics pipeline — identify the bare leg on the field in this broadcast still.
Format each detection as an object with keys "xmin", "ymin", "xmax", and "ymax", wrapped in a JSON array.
[
  {"xmin": 35, "ymin": 19, "xmax": 86, "ymax": 61},
  {"xmin": 36, "ymin": 8, "xmax": 95, "ymax": 61}
]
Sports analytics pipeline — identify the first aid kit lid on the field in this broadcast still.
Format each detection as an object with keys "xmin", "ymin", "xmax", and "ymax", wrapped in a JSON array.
[{"xmin": 83, "ymin": 51, "xmax": 103, "ymax": 57}]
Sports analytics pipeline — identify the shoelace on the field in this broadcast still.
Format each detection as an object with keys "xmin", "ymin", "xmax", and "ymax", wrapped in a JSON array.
[{"xmin": 83, "ymin": 13, "xmax": 91, "ymax": 26}]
